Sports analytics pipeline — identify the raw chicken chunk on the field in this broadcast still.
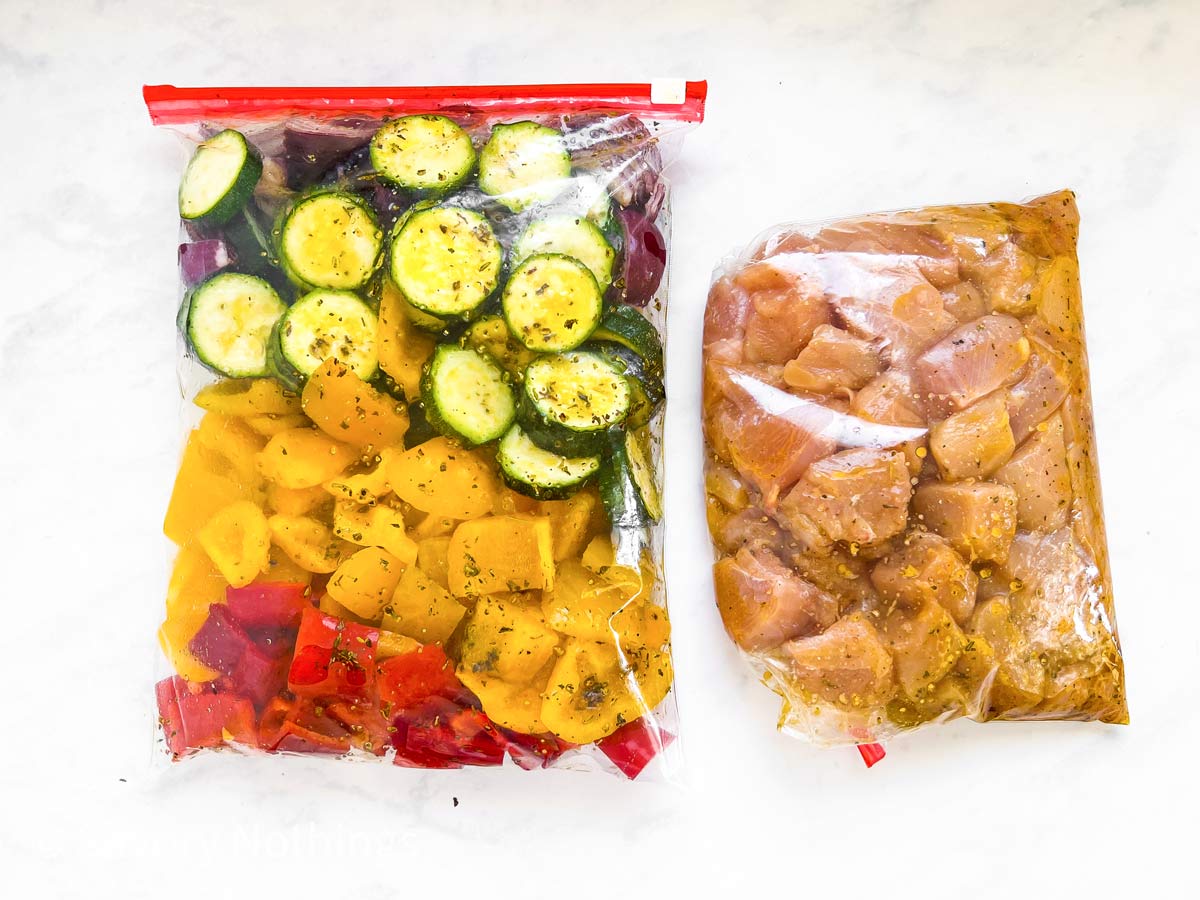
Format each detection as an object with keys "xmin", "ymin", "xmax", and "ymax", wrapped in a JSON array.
[
  {"xmin": 911, "ymin": 480, "xmax": 1018, "ymax": 563},
  {"xmin": 777, "ymin": 448, "xmax": 912, "ymax": 553},
  {"xmin": 915, "ymin": 314, "xmax": 1030, "ymax": 412},
  {"xmin": 962, "ymin": 241, "xmax": 1041, "ymax": 316},
  {"xmin": 782, "ymin": 325, "xmax": 881, "ymax": 394},
  {"xmin": 735, "ymin": 262, "xmax": 831, "ymax": 364},
  {"xmin": 783, "ymin": 614, "xmax": 894, "ymax": 706},
  {"xmin": 713, "ymin": 546, "xmax": 838, "ymax": 651},
  {"xmin": 929, "ymin": 391, "xmax": 1015, "ymax": 481},
  {"xmin": 968, "ymin": 598, "xmax": 1047, "ymax": 713},
  {"xmin": 1006, "ymin": 350, "xmax": 1070, "ymax": 443},
  {"xmin": 994, "ymin": 414, "xmax": 1072, "ymax": 531},
  {"xmin": 870, "ymin": 531, "xmax": 978, "ymax": 625},
  {"xmin": 882, "ymin": 601, "xmax": 966, "ymax": 698}
]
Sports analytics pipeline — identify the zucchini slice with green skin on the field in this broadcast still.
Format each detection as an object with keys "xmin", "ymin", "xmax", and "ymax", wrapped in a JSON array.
[
  {"xmin": 520, "ymin": 351, "xmax": 631, "ymax": 455},
  {"xmin": 278, "ymin": 191, "xmax": 383, "ymax": 290},
  {"xmin": 590, "ymin": 306, "xmax": 664, "ymax": 375},
  {"xmin": 179, "ymin": 129, "xmax": 262, "ymax": 225},
  {"xmin": 478, "ymin": 121, "xmax": 571, "ymax": 211},
  {"xmin": 420, "ymin": 345, "xmax": 516, "ymax": 446},
  {"xmin": 496, "ymin": 425, "xmax": 601, "ymax": 500},
  {"xmin": 623, "ymin": 428, "xmax": 662, "ymax": 521},
  {"xmin": 277, "ymin": 289, "xmax": 379, "ymax": 383},
  {"xmin": 502, "ymin": 253, "xmax": 603, "ymax": 352},
  {"xmin": 598, "ymin": 431, "xmax": 647, "ymax": 529},
  {"xmin": 389, "ymin": 206, "xmax": 503, "ymax": 319},
  {"xmin": 593, "ymin": 342, "xmax": 664, "ymax": 429},
  {"xmin": 513, "ymin": 214, "xmax": 617, "ymax": 291},
  {"xmin": 186, "ymin": 272, "xmax": 286, "ymax": 377},
  {"xmin": 463, "ymin": 315, "xmax": 537, "ymax": 378},
  {"xmin": 370, "ymin": 115, "xmax": 476, "ymax": 193}
]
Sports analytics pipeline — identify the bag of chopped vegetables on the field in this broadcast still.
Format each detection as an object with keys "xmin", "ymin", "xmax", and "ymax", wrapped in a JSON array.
[
  {"xmin": 701, "ymin": 191, "xmax": 1127, "ymax": 753},
  {"xmin": 146, "ymin": 81, "xmax": 705, "ymax": 780}
]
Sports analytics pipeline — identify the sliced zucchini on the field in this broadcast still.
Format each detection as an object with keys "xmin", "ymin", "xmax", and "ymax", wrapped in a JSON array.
[
  {"xmin": 513, "ymin": 214, "xmax": 616, "ymax": 291},
  {"xmin": 502, "ymin": 253, "xmax": 603, "ymax": 353},
  {"xmin": 463, "ymin": 315, "xmax": 537, "ymax": 378},
  {"xmin": 420, "ymin": 345, "xmax": 516, "ymax": 446},
  {"xmin": 598, "ymin": 433, "xmax": 645, "ymax": 530},
  {"xmin": 595, "ymin": 343, "xmax": 664, "ymax": 429},
  {"xmin": 279, "ymin": 191, "xmax": 383, "ymax": 290},
  {"xmin": 520, "ymin": 351, "xmax": 631, "ymax": 455},
  {"xmin": 277, "ymin": 289, "xmax": 379, "ymax": 382},
  {"xmin": 389, "ymin": 206, "xmax": 502, "ymax": 319},
  {"xmin": 478, "ymin": 121, "xmax": 571, "ymax": 211},
  {"xmin": 186, "ymin": 272, "xmax": 286, "ymax": 377},
  {"xmin": 179, "ymin": 129, "xmax": 262, "ymax": 225},
  {"xmin": 369, "ymin": 115, "xmax": 476, "ymax": 193},
  {"xmin": 555, "ymin": 174, "xmax": 614, "ymax": 231},
  {"xmin": 590, "ymin": 306, "xmax": 664, "ymax": 375},
  {"xmin": 496, "ymin": 425, "xmax": 600, "ymax": 500},
  {"xmin": 623, "ymin": 428, "xmax": 662, "ymax": 521}
]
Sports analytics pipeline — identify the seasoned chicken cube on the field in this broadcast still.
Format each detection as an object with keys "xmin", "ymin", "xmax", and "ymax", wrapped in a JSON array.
[
  {"xmin": 735, "ymin": 262, "xmax": 831, "ymax": 364},
  {"xmin": 929, "ymin": 392, "xmax": 1015, "ymax": 481},
  {"xmin": 712, "ymin": 506, "xmax": 789, "ymax": 557},
  {"xmin": 850, "ymin": 369, "xmax": 927, "ymax": 429},
  {"xmin": 833, "ymin": 277, "xmax": 957, "ymax": 365},
  {"xmin": 882, "ymin": 600, "xmax": 966, "ymax": 698},
  {"xmin": 1006, "ymin": 350, "xmax": 1071, "ymax": 443},
  {"xmin": 790, "ymin": 547, "xmax": 879, "ymax": 613},
  {"xmin": 870, "ymin": 531, "xmax": 978, "ymax": 625},
  {"xmin": 712, "ymin": 546, "xmax": 838, "ymax": 651},
  {"xmin": 783, "ymin": 325, "xmax": 881, "ymax": 395},
  {"xmin": 994, "ymin": 415, "xmax": 1072, "ymax": 531},
  {"xmin": 911, "ymin": 480, "xmax": 1018, "ymax": 563},
  {"xmin": 915, "ymin": 314, "xmax": 1030, "ymax": 412},
  {"xmin": 962, "ymin": 241, "xmax": 1041, "ymax": 316},
  {"xmin": 777, "ymin": 448, "xmax": 912, "ymax": 553},
  {"xmin": 940, "ymin": 281, "xmax": 989, "ymax": 323},
  {"xmin": 783, "ymin": 613, "xmax": 894, "ymax": 706},
  {"xmin": 969, "ymin": 598, "xmax": 1046, "ymax": 712},
  {"xmin": 703, "ymin": 275, "xmax": 750, "ymax": 364}
]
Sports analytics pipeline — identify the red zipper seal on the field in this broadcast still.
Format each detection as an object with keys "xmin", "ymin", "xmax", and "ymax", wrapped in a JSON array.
[
  {"xmin": 857, "ymin": 743, "xmax": 887, "ymax": 768},
  {"xmin": 143, "ymin": 82, "xmax": 707, "ymax": 126}
]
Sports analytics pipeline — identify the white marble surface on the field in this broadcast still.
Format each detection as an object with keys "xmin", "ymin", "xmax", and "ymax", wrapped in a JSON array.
[{"xmin": 2, "ymin": 0, "xmax": 1198, "ymax": 895}]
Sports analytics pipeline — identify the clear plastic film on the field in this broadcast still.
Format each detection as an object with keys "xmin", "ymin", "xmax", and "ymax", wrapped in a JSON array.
[
  {"xmin": 701, "ymin": 191, "xmax": 1126, "ymax": 747},
  {"xmin": 147, "ymin": 81, "xmax": 705, "ymax": 779}
]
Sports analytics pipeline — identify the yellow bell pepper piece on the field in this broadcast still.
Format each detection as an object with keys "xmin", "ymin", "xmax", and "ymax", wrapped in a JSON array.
[
  {"xmin": 540, "ymin": 639, "xmax": 645, "ymax": 744},
  {"xmin": 539, "ymin": 489, "xmax": 600, "ymax": 561},
  {"xmin": 257, "ymin": 427, "xmax": 356, "ymax": 489},
  {"xmin": 267, "ymin": 482, "xmax": 331, "ymax": 518},
  {"xmin": 378, "ymin": 277, "xmax": 435, "ymax": 402},
  {"xmin": 163, "ymin": 427, "xmax": 264, "ymax": 546},
  {"xmin": 627, "ymin": 643, "xmax": 674, "ymax": 711},
  {"xmin": 195, "ymin": 378, "xmax": 303, "ymax": 417},
  {"xmin": 324, "ymin": 449, "xmax": 396, "ymax": 506},
  {"xmin": 318, "ymin": 591, "xmax": 377, "ymax": 626},
  {"xmin": 612, "ymin": 603, "xmax": 672, "ymax": 651},
  {"xmin": 376, "ymin": 630, "xmax": 422, "ymax": 660},
  {"xmin": 458, "ymin": 664, "xmax": 550, "ymax": 734},
  {"xmin": 158, "ymin": 543, "xmax": 227, "ymax": 682},
  {"xmin": 541, "ymin": 559, "xmax": 633, "ymax": 643},
  {"xmin": 416, "ymin": 536, "xmax": 452, "ymax": 588},
  {"xmin": 195, "ymin": 413, "xmax": 267, "ymax": 488},
  {"xmin": 302, "ymin": 358, "xmax": 409, "ymax": 451},
  {"xmin": 267, "ymin": 514, "xmax": 353, "ymax": 574},
  {"xmin": 492, "ymin": 484, "xmax": 542, "ymax": 517},
  {"xmin": 327, "ymin": 547, "xmax": 406, "ymax": 621},
  {"xmin": 243, "ymin": 413, "xmax": 310, "ymax": 437},
  {"xmin": 447, "ymin": 515, "xmax": 555, "ymax": 596},
  {"xmin": 411, "ymin": 513, "xmax": 459, "ymax": 540},
  {"xmin": 259, "ymin": 543, "xmax": 313, "ymax": 585},
  {"xmin": 332, "ymin": 501, "xmax": 418, "ymax": 565},
  {"xmin": 581, "ymin": 534, "xmax": 616, "ymax": 573},
  {"xmin": 197, "ymin": 500, "xmax": 272, "ymax": 588},
  {"xmin": 458, "ymin": 595, "xmax": 560, "ymax": 684},
  {"xmin": 383, "ymin": 565, "xmax": 466, "ymax": 645},
  {"xmin": 386, "ymin": 437, "xmax": 498, "ymax": 520}
]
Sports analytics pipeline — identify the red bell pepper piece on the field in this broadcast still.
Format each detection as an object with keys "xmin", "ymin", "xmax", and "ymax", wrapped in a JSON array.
[
  {"xmin": 857, "ymin": 743, "xmax": 886, "ymax": 768},
  {"xmin": 391, "ymin": 698, "xmax": 506, "ymax": 768},
  {"xmin": 498, "ymin": 728, "xmax": 572, "ymax": 771},
  {"xmin": 288, "ymin": 608, "xmax": 380, "ymax": 701},
  {"xmin": 597, "ymin": 716, "xmax": 675, "ymax": 780},
  {"xmin": 190, "ymin": 604, "xmax": 289, "ymax": 707},
  {"xmin": 226, "ymin": 582, "xmax": 311, "ymax": 630},
  {"xmin": 377, "ymin": 645, "xmax": 472, "ymax": 712},
  {"xmin": 325, "ymin": 700, "xmax": 390, "ymax": 756},
  {"xmin": 258, "ymin": 696, "xmax": 352, "ymax": 755},
  {"xmin": 156, "ymin": 676, "xmax": 256, "ymax": 758},
  {"xmin": 189, "ymin": 604, "xmax": 256, "ymax": 674}
]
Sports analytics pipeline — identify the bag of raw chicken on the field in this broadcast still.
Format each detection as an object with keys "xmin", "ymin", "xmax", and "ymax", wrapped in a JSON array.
[
  {"xmin": 145, "ymin": 82, "xmax": 705, "ymax": 779},
  {"xmin": 702, "ymin": 191, "xmax": 1127, "ymax": 749}
]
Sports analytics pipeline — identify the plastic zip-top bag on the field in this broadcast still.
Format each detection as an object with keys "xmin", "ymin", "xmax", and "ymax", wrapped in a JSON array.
[
  {"xmin": 701, "ymin": 191, "xmax": 1126, "ymax": 749},
  {"xmin": 146, "ymin": 81, "xmax": 705, "ymax": 779}
]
